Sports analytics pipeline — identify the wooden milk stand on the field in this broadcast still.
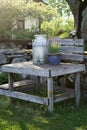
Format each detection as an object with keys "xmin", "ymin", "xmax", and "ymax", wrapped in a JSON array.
[{"xmin": 0, "ymin": 39, "xmax": 85, "ymax": 112}]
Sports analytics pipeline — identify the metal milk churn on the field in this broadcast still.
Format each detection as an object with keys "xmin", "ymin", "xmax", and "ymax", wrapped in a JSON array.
[{"xmin": 32, "ymin": 34, "xmax": 48, "ymax": 65}]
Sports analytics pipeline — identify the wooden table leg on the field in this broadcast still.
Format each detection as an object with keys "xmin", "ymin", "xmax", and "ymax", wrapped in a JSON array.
[
  {"xmin": 47, "ymin": 77, "xmax": 53, "ymax": 112},
  {"xmin": 36, "ymin": 76, "xmax": 40, "ymax": 92},
  {"xmin": 8, "ymin": 73, "xmax": 13, "ymax": 91},
  {"xmin": 8, "ymin": 73, "xmax": 14, "ymax": 103},
  {"xmin": 75, "ymin": 73, "xmax": 80, "ymax": 106}
]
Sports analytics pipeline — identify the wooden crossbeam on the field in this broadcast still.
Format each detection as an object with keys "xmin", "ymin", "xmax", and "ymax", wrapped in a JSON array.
[
  {"xmin": 0, "ymin": 79, "xmax": 36, "ymax": 90},
  {"xmin": 54, "ymin": 88, "xmax": 75, "ymax": 103},
  {"xmin": 0, "ymin": 89, "xmax": 48, "ymax": 105}
]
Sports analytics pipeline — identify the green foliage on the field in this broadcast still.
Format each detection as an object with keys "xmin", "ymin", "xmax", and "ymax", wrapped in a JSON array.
[
  {"xmin": 26, "ymin": 0, "xmax": 58, "ymax": 21},
  {"xmin": 12, "ymin": 28, "xmax": 48, "ymax": 40},
  {"xmin": 59, "ymin": 32, "xmax": 69, "ymax": 38},
  {"xmin": 0, "ymin": 72, "xmax": 22, "ymax": 85},
  {"xmin": 0, "ymin": 30, "xmax": 12, "ymax": 40},
  {"xmin": 47, "ymin": 0, "xmax": 72, "ymax": 17},
  {"xmin": 0, "ymin": 0, "xmax": 57, "ymax": 40},
  {"xmin": 0, "ymin": 0, "xmax": 25, "ymax": 39},
  {"xmin": 0, "ymin": 72, "xmax": 8, "ymax": 84},
  {"xmin": 42, "ymin": 18, "xmax": 74, "ymax": 38},
  {"xmin": 0, "ymin": 0, "xmax": 74, "ymax": 40},
  {"xmin": 13, "ymin": 29, "xmax": 35, "ymax": 40},
  {"xmin": 48, "ymin": 43, "xmax": 60, "ymax": 53},
  {"xmin": 25, "ymin": 0, "xmax": 58, "ymax": 31}
]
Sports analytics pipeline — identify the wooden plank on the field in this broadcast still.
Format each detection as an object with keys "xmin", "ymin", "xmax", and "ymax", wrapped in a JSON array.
[
  {"xmin": 48, "ymin": 38, "xmax": 84, "ymax": 46},
  {"xmin": 61, "ymin": 46, "xmax": 83, "ymax": 54},
  {"xmin": 75, "ymin": 73, "xmax": 80, "ymax": 106},
  {"xmin": 0, "ymin": 89, "xmax": 48, "ymax": 105},
  {"xmin": 54, "ymin": 86, "xmax": 74, "ymax": 92},
  {"xmin": 48, "ymin": 38, "xmax": 84, "ymax": 62},
  {"xmin": 59, "ymin": 39, "xmax": 84, "ymax": 46},
  {"xmin": 51, "ymin": 64, "xmax": 85, "ymax": 77},
  {"xmin": 2, "ymin": 63, "xmax": 85, "ymax": 78},
  {"xmin": 0, "ymin": 79, "xmax": 36, "ymax": 90},
  {"xmin": 1, "ymin": 62, "xmax": 50, "ymax": 77},
  {"xmin": 54, "ymin": 90, "xmax": 75, "ymax": 103},
  {"xmin": 61, "ymin": 53, "xmax": 84, "ymax": 62}
]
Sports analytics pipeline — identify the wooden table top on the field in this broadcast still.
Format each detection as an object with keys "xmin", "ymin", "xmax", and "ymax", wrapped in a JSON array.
[{"xmin": 1, "ymin": 61, "xmax": 85, "ymax": 77}]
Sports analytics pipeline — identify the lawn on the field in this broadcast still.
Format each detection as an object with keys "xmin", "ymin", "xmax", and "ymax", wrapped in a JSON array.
[{"xmin": 0, "ymin": 96, "xmax": 87, "ymax": 130}]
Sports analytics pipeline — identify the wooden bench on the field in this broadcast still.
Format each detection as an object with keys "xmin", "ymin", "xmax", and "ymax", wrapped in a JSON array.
[
  {"xmin": 48, "ymin": 38, "xmax": 84, "ymax": 63},
  {"xmin": 48, "ymin": 38, "xmax": 85, "ymax": 106},
  {"xmin": 0, "ymin": 38, "xmax": 85, "ymax": 112}
]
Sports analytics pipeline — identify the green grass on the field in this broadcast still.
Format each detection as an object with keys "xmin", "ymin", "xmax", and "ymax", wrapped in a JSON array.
[{"xmin": 0, "ymin": 96, "xmax": 87, "ymax": 130}]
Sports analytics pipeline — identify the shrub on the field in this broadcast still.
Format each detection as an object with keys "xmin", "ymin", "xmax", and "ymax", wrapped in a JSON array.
[
  {"xmin": 12, "ymin": 27, "xmax": 48, "ymax": 40},
  {"xmin": 12, "ymin": 29, "xmax": 35, "ymax": 40},
  {"xmin": 0, "ymin": 30, "xmax": 12, "ymax": 40}
]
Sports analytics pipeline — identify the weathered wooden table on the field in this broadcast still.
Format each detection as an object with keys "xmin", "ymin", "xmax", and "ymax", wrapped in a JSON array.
[{"xmin": 1, "ymin": 61, "xmax": 85, "ymax": 112}]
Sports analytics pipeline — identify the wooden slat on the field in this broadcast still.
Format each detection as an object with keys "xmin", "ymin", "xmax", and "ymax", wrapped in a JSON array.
[
  {"xmin": 0, "ymin": 79, "xmax": 36, "ymax": 90},
  {"xmin": 61, "ymin": 53, "xmax": 84, "ymax": 61},
  {"xmin": 61, "ymin": 46, "xmax": 83, "ymax": 54},
  {"xmin": 59, "ymin": 39, "xmax": 84, "ymax": 46},
  {"xmin": 48, "ymin": 38, "xmax": 84, "ymax": 46},
  {"xmin": 54, "ymin": 86, "xmax": 74, "ymax": 92},
  {"xmin": 48, "ymin": 38, "xmax": 84, "ymax": 62},
  {"xmin": 54, "ymin": 90, "xmax": 75, "ymax": 103},
  {"xmin": 0, "ymin": 89, "xmax": 48, "ymax": 105},
  {"xmin": 54, "ymin": 87, "xmax": 75, "ymax": 103}
]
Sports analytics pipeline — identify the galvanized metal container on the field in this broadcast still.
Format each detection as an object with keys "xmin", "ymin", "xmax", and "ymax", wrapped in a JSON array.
[{"xmin": 32, "ymin": 34, "xmax": 48, "ymax": 65}]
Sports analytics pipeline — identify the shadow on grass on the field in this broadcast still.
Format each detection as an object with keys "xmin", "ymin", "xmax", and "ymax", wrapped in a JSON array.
[{"xmin": 0, "ymin": 96, "xmax": 87, "ymax": 130}]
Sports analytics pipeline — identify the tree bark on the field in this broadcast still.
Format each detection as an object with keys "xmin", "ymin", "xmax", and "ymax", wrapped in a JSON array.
[{"xmin": 66, "ymin": 0, "xmax": 87, "ymax": 40}]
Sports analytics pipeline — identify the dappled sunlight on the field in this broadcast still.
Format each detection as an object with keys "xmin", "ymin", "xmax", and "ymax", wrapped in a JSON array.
[
  {"xmin": 34, "ymin": 116, "xmax": 49, "ymax": 124},
  {"xmin": 0, "ymin": 97, "xmax": 87, "ymax": 130},
  {"xmin": 75, "ymin": 126, "xmax": 87, "ymax": 130}
]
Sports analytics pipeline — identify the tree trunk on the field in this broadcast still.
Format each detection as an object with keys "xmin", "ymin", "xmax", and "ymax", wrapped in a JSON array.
[{"xmin": 66, "ymin": 0, "xmax": 87, "ymax": 41}]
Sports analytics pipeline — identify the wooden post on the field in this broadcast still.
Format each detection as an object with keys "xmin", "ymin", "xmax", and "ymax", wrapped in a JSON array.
[
  {"xmin": 8, "ymin": 73, "xmax": 14, "ymax": 103},
  {"xmin": 8, "ymin": 73, "xmax": 13, "ymax": 91},
  {"xmin": 36, "ymin": 76, "xmax": 40, "ymax": 92},
  {"xmin": 47, "ymin": 77, "xmax": 53, "ymax": 112},
  {"xmin": 75, "ymin": 73, "xmax": 80, "ymax": 106}
]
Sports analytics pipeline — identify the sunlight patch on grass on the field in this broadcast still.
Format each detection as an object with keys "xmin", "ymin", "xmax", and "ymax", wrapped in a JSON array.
[
  {"xmin": 75, "ymin": 127, "xmax": 87, "ymax": 130},
  {"xmin": 0, "ymin": 119, "xmax": 24, "ymax": 130},
  {"xmin": 0, "ymin": 96, "xmax": 87, "ymax": 130},
  {"xmin": 34, "ymin": 117, "xmax": 49, "ymax": 124},
  {"xmin": 26, "ymin": 124, "xmax": 41, "ymax": 130}
]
